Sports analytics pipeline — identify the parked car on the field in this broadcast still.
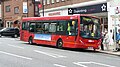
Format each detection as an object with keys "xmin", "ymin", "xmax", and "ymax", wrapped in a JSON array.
[{"xmin": 0, "ymin": 27, "xmax": 19, "ymax": 38}]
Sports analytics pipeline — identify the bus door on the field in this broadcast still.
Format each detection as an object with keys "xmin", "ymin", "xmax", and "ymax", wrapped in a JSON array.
[{"xmin": 65, "ymin": 20, "xmax": 78, "ymax": 46}]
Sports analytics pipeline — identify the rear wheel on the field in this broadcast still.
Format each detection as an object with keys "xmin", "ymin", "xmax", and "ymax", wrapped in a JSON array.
[
  {"xmin": 0, "ymin": 34, "xmax": 1, "ymax": 37},
  {"xmin": 56, "ymin": 39, "xmax": 63, "ymax": 48},
  {"xmin": 28, "ymin": 37, "xmax": 33, "ymax": 45}
]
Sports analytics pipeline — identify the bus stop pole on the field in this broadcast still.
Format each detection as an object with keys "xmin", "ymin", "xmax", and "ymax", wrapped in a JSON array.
[{"xmin": 114, "ymin": 17, "xmax": 117, "ymax": 51}]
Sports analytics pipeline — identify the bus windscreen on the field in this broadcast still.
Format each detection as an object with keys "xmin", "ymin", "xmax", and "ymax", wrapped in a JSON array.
[{"xmin": 80, "ymin": 16, "xmax": 101, "ymax": 39}]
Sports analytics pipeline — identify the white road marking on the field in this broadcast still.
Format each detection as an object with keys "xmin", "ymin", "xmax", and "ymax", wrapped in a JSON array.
[
  {"xmin": 73, "ymin": 62, "xmax": 116, "ymax": 67},
  {"xmin": 92, "ymin": 62, "xmax": 116, "ymax": 67},
  {"xmin": 34, "ymin": 50, "xmax": 66, "ymax": 58},
  {"xmin": 0, "ymin": 51, "xmax": 32, "ymax": 60},
  {"xmin": 54, "ymin": 64, "xmax": 67, "ymax": 67},
  {"xmin": 73, "ymin": 62, "xmax": 88, "ymax": 67},
  {"xmin": 8, "ymin": 44, "xmax": 24, "ymax": 49}
]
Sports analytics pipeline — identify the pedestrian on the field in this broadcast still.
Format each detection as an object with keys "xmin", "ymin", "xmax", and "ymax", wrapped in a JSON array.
[
  {"xmin": 102, "ymin": 31, "xmax": 109, "ymax": 50},
  {"xmin": 101, "ymin": 32, "xmax": 105, "ymax": 50},
  {"xmin": 116, "ymin": 29, "xmax": 120, "ymax": 50}
]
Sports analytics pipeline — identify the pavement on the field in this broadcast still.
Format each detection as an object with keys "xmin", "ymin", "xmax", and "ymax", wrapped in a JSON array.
[{"xmin": 97, "ymin": 49, "xmax": 120, "ymax": 56}]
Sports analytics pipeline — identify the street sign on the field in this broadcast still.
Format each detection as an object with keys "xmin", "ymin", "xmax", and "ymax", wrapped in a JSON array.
[{"xmin": 68, "ymin": 3, "xmax": 107, "ymax": 14}]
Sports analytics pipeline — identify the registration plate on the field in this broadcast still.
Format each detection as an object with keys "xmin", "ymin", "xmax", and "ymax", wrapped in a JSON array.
[{"xmin": 88, "ymin": 47, "xmax": 93, "ymax": 49}]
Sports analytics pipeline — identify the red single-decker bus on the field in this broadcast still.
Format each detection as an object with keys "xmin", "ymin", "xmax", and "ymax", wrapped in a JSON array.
[{"xmin": 20, "ymin": 15, "xmax": 101, "ymax": 50}]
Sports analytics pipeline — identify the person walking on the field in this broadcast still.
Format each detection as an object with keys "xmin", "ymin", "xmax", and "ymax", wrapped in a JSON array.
[
  {"xmin": 116, "ymin": 29, "xmax": 120, "ymax": 50},
  {"xmin": 102, "ymin": 31, "xmax": 109, "ymax": 50},
  {"xmin": 101, "ymin": 32, "xmax": 105, "ymax": 50}
]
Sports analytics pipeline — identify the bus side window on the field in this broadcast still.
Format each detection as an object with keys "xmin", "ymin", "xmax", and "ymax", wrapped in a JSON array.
[
  {"xmin": 22, "ymin": 22, "xmax": 27, "ymax": 30},
  {"xmin": 44, "ymin": 23, "xmax": 49, "ymax": 34},
  {"xmin": 36, "ymin": 22, "xmax": 44, "ymax": 33},
  {"xmin": 29, "ymin": 23, "xmax": 36, "ymax": 32},
  {"xmin": 49, "ymin": 22, "xmax": 57, "ymax": 34},
  {"xmin": 56, "ymin": 21, "xmax": 66, "ymax": 35}
]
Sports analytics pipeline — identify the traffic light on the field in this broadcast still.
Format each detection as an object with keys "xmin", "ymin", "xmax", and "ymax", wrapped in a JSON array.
[{"xmin": 38, "ymin": 4, "xmax": 42, "ymax": 8}]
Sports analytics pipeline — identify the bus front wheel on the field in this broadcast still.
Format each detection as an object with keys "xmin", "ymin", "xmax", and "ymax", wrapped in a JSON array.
[
  {"xmin": 28, "ymin": 37, "xmax": 33, "ymax": 45},
  {"xmin": 56, "ymin": 39, "xmax": 63, "ymax": 48}
]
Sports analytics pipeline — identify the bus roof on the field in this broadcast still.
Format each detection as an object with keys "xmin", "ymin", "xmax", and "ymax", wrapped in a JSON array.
[{"xmin": 22, "ymin": 14, "xmax": 97, "ymax": 21}]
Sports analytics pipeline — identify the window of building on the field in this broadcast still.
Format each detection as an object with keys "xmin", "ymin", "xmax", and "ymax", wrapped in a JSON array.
[
  {"xmin": 56, "ymin": 0, "xmax": 59, "ymax": 2},
  {"xmin": 6, "ymin": 5, "xmax": 10, "ymax": 12},
  {"xmin": 47, "ymin": 0, "xmax": 50, "ymax": 4},
  {"xmin": 43, "ymin": 0, "xmax": 46, "ymax": 5},
  {"xmin": 14, "ymin": 7, "xmax": 19, "ymax": 14},
  {"xmin": 51, "ymin": 0, "xmax": 55, "ymax": 3}
]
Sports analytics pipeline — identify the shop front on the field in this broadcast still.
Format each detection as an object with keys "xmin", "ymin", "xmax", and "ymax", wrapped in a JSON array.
[
  {"xmin": 107, "ymin": 3, "xmax": 120, "ymax": 50},
  {"xmin": 4, "ymin": 16, "xmax": 21, "ymax": 28},
  {"xmin": 40, "ymin": 9, "xmax": 68, "ymax": 17}
]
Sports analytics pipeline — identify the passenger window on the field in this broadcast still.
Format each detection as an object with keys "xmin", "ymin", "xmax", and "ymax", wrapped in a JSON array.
[
  {"xmin": 36, "ymin": 22, "xmax": 44, "ymax": 33},
  {"xmin": 44, "ymin": 23, "xmax": 49, "ymax": 33},
  {"xmin": 22, "ymin": 22, "xmax": 29, "ymax": 30},
  {"xmin": 49, "ymin": 23, "xmax": 56, "ymax": 33},
  {"xmin": 29, "ymin": 23, "xmax": 36, "ymax": 32},
  {"xmin": 56, "ymin": 21, "xmax": 67, "ymax": 35}
]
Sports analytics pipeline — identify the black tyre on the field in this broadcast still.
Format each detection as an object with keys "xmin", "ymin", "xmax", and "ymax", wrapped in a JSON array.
[
  {"xmin": 56, "ymin": 39, "xmax": 63, "ymax": 48},
  {"xmin": 28, "ymin": 37, "xmax": 33, "ymax": 45},
  {"xmin": 0, "ymin": 34, "xmax": 1, "ymax": 37}
]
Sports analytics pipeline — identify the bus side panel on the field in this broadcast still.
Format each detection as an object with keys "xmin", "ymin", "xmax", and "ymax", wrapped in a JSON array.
[
  {"xmin": 51, "ymin": 35, "xmax": 77, "ymax": 48},
  {"xmin": 51, "ymin": 35, "xmax": 58, "ymax": 46},
  {"xmin": 33, "ymin": 39, "xmax": 52, "ymax": 45},
  {"xmin": 20, "ymin": 30, "xmax": 30, "ymax": 42},
  {"xmin": 63, "ymin": 36, "xmax": 76, "ymax": 48}
]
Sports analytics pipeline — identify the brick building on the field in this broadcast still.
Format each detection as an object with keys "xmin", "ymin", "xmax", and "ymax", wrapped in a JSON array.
[
  {"xmin": 0, "ymin": 1, "xmax": 2, "ymax": 28},
  {"xmin": 1, "ymin": 0, "xmax": 40, "ymax": 28}
]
